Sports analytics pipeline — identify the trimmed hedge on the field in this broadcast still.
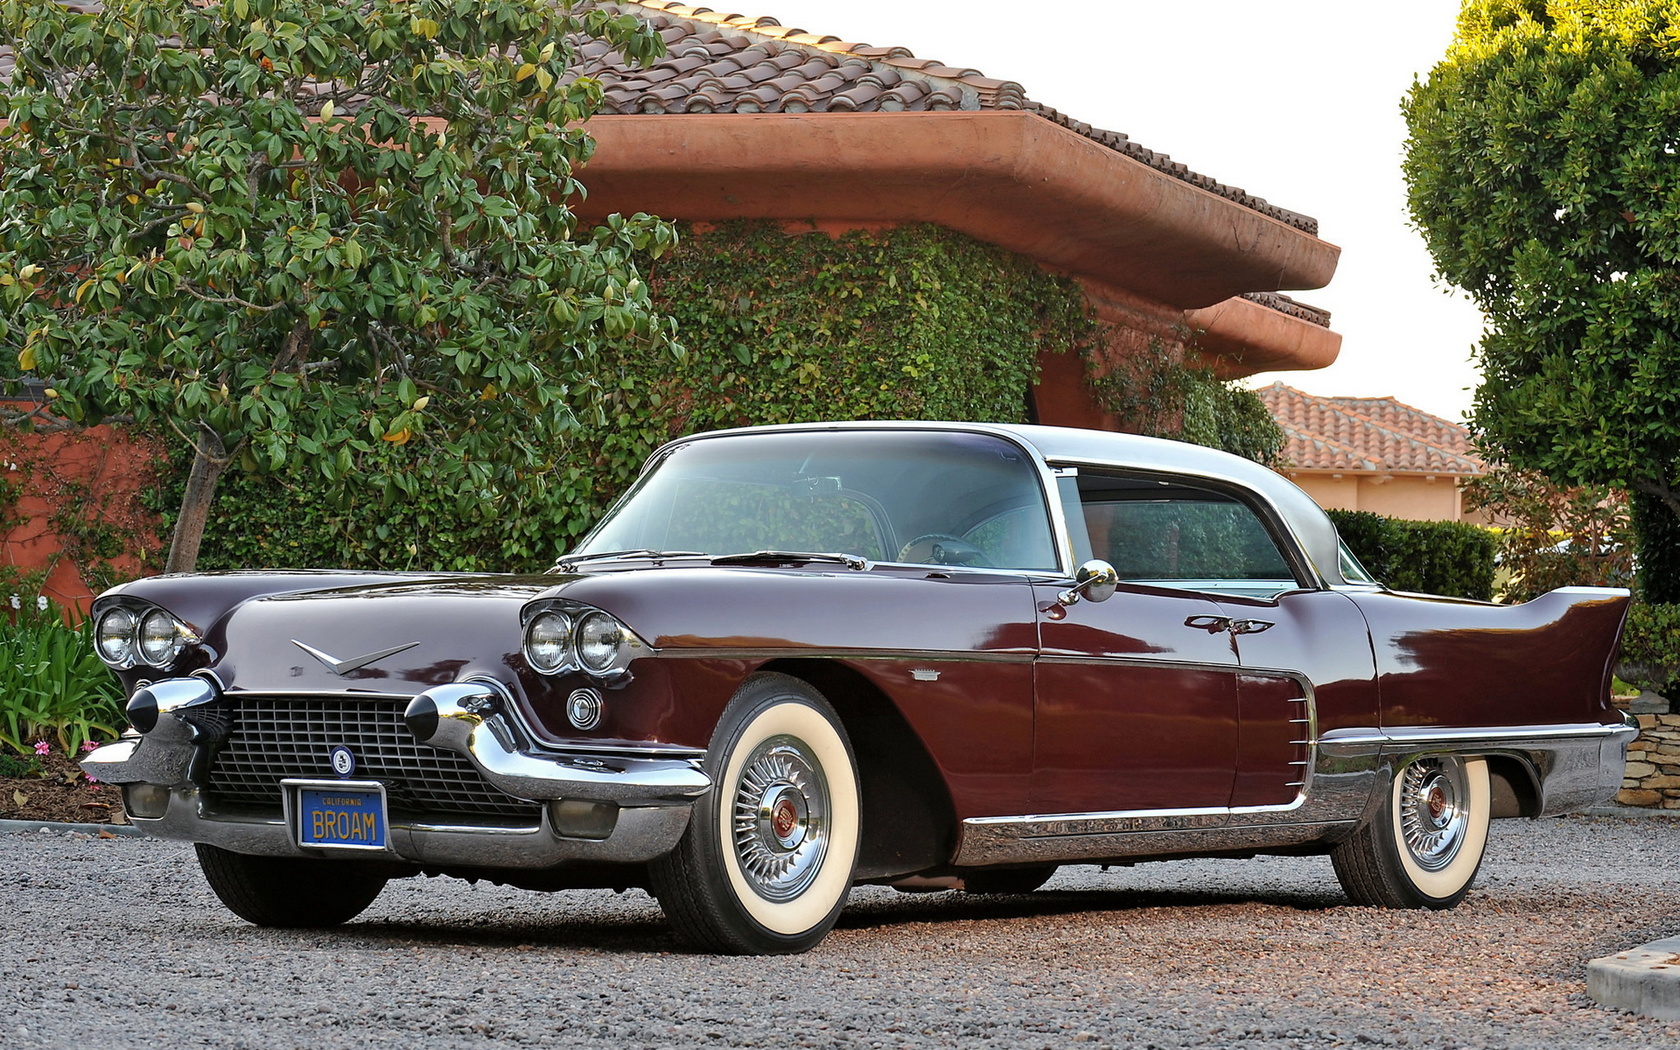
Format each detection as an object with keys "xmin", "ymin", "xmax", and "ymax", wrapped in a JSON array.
[{"xmin": 1327, "ymin": 509, "xmax": 1497, "ymax": 602}]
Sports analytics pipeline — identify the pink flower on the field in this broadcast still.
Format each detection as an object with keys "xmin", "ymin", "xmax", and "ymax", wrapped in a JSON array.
[
  {"xmin": 32, "ymin": 740, "xmax": 49, "ymax": 756},
  {"xmin": 85, "ymin": 772, "xmax": 100, "ymax": 785},
  {"xmin": 79, "ymin": 741, "xmax": 98, "ymax": 753}
]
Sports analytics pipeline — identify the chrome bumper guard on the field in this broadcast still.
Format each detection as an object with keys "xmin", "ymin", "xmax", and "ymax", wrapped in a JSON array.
[{"xmin": 80, "ymin": 676, "xmax": 713, "ymax": 868}]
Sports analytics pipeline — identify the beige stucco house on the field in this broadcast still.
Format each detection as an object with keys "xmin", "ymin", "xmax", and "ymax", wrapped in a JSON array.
[{"xmin": 1259, "ymin": 383, "xmax": 1489, "ymax": 524}]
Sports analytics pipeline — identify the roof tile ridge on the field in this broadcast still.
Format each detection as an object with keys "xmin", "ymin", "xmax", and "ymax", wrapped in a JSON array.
[{"xmin": 614, "ymin": 1, "xmax": 1025, "ymax": 110}]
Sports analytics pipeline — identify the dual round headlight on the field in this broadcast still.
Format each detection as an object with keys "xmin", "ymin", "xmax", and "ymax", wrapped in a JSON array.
[
  {"xmin": 95, "ymin": 604, "xmax": 195, "ymax": 670},
  {"xmin": 522, "ymin": 606, "xmax": 641, "ymax": 678}
]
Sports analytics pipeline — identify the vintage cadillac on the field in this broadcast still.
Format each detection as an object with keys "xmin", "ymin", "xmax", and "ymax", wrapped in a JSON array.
[{"xmin": 83, "ymin": 421, "xmax": 1635, "ymax": 953}]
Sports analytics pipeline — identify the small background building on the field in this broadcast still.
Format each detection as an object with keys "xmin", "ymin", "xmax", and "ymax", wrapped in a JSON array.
[{"xmin": 1258, "ymin": 382, "xmax": 1489, "ymax": 524}]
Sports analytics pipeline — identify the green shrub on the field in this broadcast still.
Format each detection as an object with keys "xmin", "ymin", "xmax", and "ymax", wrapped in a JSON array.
[
  {"xmin": 1616, "ymin": 601, "xmax": 1680, "ymax": 707},
  {"xmin": 0, "ymin": 600, "xmax": 125, "ymax": 755},
  {"xmin": 1327, "ymin": 509, "xmax": 1498, "ymax": 601},
  {"xmin": 173, "ymin": 222, "xmax": 1097, "ymax": 572}
]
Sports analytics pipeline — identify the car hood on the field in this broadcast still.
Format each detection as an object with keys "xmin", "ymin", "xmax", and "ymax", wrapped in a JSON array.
[{"xmin": 200, "ymin": 574, "xmax": 558, "ymax": 695}]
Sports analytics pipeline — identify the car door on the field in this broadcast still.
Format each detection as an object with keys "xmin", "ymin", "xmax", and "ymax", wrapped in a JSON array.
[
  {"xmin": 1033, "ymin": 580, "xmax": 1242, "ymax": 813},
  {"xmin": 1032, "ymin": 470, "xmax": 1365, "ymax": 816}
]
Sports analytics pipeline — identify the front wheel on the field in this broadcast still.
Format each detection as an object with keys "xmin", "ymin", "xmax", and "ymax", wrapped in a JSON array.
[
  {"xmin": 195, "ymin": 844, "xmax": 389, "ymax": 926},
  {"xmin": 651, "ymin": 674, "xmax": 861, "ymax": 954},
  {"xmin": 1331, "ymin": 754, "xmax": 1490, "ymax": 909}
]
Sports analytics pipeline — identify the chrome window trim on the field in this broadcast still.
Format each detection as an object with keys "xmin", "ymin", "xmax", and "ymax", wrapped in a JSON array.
[{"xmin": 652, "ymin": 648, "xmax": 1037, "ymax": 663}]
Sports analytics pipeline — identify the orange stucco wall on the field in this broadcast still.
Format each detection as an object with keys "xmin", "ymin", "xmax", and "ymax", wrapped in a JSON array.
[{"xmin": 0, "ymin": 423, "xmax": 166, "ymax": 612}]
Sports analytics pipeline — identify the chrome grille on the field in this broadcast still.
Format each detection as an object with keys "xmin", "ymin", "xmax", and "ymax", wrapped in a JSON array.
[{"xmin": 206, "ymin": 694, "xmax": 539, "ymax": 820}]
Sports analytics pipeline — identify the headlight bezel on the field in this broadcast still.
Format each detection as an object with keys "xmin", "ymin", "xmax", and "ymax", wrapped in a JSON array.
[
  {"xmin": 93, "ymin": 600, "xmax": 198, "ymax": 671},
  {"xmin": 96, "ymin": 605, "xmax": 140, "ymax": 667},
  {"xmin": 523, "ymin": 609, "xmax": 575, "ymax": 674},
  {"xmin": 520, "ymin": 600, "xmax": 646, "ymax": 681}
]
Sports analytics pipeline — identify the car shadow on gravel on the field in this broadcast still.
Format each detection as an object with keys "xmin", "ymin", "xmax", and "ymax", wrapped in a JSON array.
[
  {"xmin": 835, "ymin": 885, "xmax": 1346, "ymax": 931},
  {"xmin": 162, "ymin": 884, "xmax": 1348, "ymax": 955}
]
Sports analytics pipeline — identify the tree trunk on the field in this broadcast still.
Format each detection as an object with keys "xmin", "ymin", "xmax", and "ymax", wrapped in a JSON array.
[{"xmin": 165, "ymin": 428, "xmax": 230, "ymax": 575}]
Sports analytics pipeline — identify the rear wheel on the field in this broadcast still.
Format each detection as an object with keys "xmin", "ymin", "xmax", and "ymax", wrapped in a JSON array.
[
  {"xmin": 195, "ymin": 844, "xmax": 389, "ymax": 926},
  {"xmin": 1332, "ymin": 754, "xmax": 1490, "ymax": 909},
  {"xmin": 651, "ymin": 674, "xmax": 860, "ymax": 954}
]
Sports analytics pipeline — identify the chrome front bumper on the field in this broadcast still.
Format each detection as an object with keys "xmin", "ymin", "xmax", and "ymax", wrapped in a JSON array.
[{"xmin": 82, "ymin": 676, "xmax": 713, "ymax": 868}]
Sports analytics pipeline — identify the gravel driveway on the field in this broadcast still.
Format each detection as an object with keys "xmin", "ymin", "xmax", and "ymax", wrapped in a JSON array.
[{"xmin": 6, "ymin": 814, "xmax": 1678, "ymax": 1049}]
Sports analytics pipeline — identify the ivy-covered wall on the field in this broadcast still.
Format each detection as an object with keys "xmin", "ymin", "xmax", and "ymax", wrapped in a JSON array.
[{"xmin": 181, "ymin": 222, "xmax": 1103, "ymax": 571}]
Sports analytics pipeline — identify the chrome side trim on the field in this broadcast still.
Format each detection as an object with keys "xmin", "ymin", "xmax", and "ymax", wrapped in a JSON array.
[
  {"xmin": 1035, "ymin": 654, "xmax": 1247, "ymax": 675},
  {"xmin": 953, "ymin": 764, "xmax": 1377, "ymax": 867},
  {"xmin": 953, "ymin": 812, "xmax": 1363, "ymax": 867},
  {"xmin": 1317, "ymin": 720, "xmax": 1638, "ymax": 757},
  {"xmin": 953, "ymin": 717, "xmax": 1640, "ymax": 865}
]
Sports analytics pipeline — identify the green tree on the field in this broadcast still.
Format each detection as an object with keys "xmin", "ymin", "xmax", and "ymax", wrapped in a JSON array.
[
  {"xmin": 1462, "ymin": 466, "xmax": 1633, "ymax": 602},
  {"xmin": 0, "ymin": 0, "xmax": 678, "ymax": 572},
  {"xmin": 1404, "ymin": 0, "xmax": 1680, "ymax": 598}
]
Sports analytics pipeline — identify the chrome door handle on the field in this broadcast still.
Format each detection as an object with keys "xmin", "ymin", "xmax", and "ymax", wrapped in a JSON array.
[
  {"xmin": 1184, "ymin": 615, "xmax": 1230, "ymax": 633},
  {"xmin": 1231, "ymin": 619, "xmax": 1274, "ymax": 635}
]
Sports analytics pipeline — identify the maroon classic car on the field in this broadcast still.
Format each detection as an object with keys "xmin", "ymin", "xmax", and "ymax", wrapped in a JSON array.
[{"xmin": 83, "ymin": 422, "xmax": 1635, "ymax": 953}]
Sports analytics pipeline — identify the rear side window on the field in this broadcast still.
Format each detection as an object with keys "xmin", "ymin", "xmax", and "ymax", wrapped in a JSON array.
[{"xmin": 1077, "ymin": 475, "xmax": 1300, "ymax": 599}]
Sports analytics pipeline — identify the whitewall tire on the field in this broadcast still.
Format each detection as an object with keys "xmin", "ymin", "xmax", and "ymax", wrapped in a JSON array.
[
  {"xmin": 651, "ymin": 674, "xmax": 860, "ymax": 954},
  {"xmin": 1332, "ymin": 754, "xmax": 1490, "ymax": 909}
]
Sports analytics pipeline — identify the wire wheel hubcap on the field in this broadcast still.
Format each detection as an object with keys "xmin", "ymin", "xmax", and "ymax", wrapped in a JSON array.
[
  {"xmin": 732, "ymin": 735, "xmax": 829, "ymax": 901},
  {"xmin": 1399, "ymin": 758, "xmax": 1468, "ymax": 872}
]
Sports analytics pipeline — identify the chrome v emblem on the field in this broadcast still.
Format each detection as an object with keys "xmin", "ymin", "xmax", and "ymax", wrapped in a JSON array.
[{"xmin": 291, "ymin": 639, "xmax": 419, "ymax": 676}]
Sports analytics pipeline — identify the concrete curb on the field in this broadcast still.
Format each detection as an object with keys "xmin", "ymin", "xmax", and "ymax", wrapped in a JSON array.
[
  {"xmin": 0, "ymin": 818, "xmax": 142, "ymax": 836},
  {"xmin": 1589, "ymin": 936, "xmax": 1680, "ymax": 1021}
]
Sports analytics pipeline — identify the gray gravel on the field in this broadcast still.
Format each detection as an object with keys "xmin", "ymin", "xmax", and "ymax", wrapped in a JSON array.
[{"xmin": 5, "ymin": 814, "xmax": 1679, "ymax": 1049}]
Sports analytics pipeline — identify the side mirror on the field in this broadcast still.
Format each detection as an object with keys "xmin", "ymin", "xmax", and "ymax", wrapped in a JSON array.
[{"xmin": 1057, "ymin": 560, "xmax": 1119, "ymax": 606}]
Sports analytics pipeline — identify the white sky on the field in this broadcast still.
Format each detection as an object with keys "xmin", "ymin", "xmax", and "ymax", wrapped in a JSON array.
[{"xmin": 750, "ymin": 0, "xmax": 1486, "ymax": 423}]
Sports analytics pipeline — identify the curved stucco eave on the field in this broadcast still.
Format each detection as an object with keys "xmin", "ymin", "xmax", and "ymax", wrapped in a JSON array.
[
  {"xmin": 1187, "ymin": 295, "xmax": 1343, "ymax": 379},
  {"xmin": 576, "ymin": 111, "xmax": 1341, "ymax": 312}
]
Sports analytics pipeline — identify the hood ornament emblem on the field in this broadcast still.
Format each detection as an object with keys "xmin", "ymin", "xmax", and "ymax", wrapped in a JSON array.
[{"xmin": 292, "ymin": 639, "xmax": 419, "ymax": 676}]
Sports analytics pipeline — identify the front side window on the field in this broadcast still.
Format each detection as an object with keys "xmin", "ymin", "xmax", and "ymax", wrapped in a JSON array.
[{"xmin": 577, "ymin": 430, "xmax": 1060, "ymax": 571}]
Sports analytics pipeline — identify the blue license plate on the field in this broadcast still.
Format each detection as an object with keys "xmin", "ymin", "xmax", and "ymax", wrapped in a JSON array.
[{"xmin": 295, "ymin": 785, "xmax": 387, "ymax": 850}]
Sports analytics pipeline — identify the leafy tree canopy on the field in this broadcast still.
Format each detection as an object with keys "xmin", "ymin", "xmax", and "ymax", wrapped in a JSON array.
[
  {"xmin": 0, "ymin": 0, "xmax": 679, "ymax": 571},
  {"xmin": 1404, "ymin": 0, "xmax": 1680, "ymax": 522}
]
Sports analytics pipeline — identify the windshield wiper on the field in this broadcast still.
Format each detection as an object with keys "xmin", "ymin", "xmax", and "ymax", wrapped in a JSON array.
[
  {"xmin": 710, "ymin": 550, "xmax": 870, "ymax": 571},
  {"xmin": 549, "ymin": 549, "xmax": 706, "ymax": 572}
]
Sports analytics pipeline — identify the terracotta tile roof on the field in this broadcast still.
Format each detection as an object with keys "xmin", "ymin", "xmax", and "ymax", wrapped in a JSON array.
[
  {"xmin": 577, "ymin": 2, "xmax": 1318, "ymax": 236},
  {"xmin": 1239, "ymin": 292, "xmax": 1331, "ymax": 328},
  {"xmin": 1258, "ymin": 383, "xmax": 1486, "ymax": 477},
  {"xmin": 3, "ymin": 2, "xmax": 1321, "ymax": 239}
]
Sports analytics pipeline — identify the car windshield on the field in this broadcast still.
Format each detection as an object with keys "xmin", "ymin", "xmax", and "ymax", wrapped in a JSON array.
[{"xmin": 574, "ymin": 430, "xmax": 1060, "ymax": 571}]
